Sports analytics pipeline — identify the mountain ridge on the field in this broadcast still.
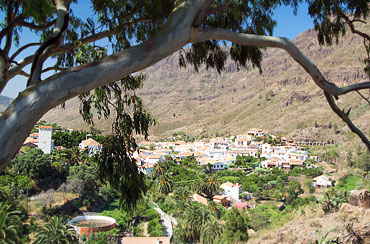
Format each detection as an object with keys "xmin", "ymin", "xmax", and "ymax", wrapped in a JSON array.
[{"xmin": 42, "ymin": 25, "xmax": 370, "ymax": 149}]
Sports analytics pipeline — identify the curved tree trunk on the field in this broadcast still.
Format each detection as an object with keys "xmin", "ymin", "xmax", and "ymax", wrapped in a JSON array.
[{"xmin": 0, "ymin": 0, "xmax": 205, "ymax": 170}]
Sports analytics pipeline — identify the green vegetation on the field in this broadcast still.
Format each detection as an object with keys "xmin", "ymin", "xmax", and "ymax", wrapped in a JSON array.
[
  {"xmin": 336, "ymin": 175, "xmax": 361, "ymax": 191},
  {"xmin": 321, "ymin": 189, "xmax": 348, "ymax": 214},
  {"xmin": 1, "ymin": 0, "xmax": 370, "ymax": 242},
  {"xmin": 0, "ymin": 202, "xmax": 24, "ymax": 244},
  {"xmin": 53, "ymin": 130, "xmax": 103, "ymax": 149},
  {"xmin": 34, "ymin": 216, "xmax": 78, "ymax": 244},
  {"xmin": 11, "ymin": 148, "xmax": 54, "ymax": 181}
]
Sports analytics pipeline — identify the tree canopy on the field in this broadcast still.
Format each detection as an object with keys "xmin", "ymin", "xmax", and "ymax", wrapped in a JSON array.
[{"xmin": 1, "ymin": 0, "xmax": 370, "ymax": 206}]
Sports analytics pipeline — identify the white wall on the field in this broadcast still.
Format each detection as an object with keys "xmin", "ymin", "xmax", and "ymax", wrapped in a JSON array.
[{"xmin": 38, "ymin": 128, "xmax": 53, "ymax": 154}]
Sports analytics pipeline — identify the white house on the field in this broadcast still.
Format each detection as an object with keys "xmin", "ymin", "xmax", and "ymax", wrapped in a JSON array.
[
  {"xmin": 207, "ymin": 149, "xmax": 227, "ymax": 159},
  {"xmin": 199, "ymin": 158, "xmax": 227, "ymax": 171},
  {"xmin": 210, "ymin": 138, "xmax": 229, "ymax": 149},
  {"xmin": 210, "ymin": 161, "xmax": 227, "ymax": 170},
  {"xmin": 312, "ymin": 175, "xmax": 332, "ymax": 188},
  {"xmin": 288, "ymin": 152, "xmax": 307, "ymax": 161},
  {"xmin": 261, "ymin": 143, "xmax": 271, "ymax": 155},
  {"xmin": 220, "ymin": 182, "xmax": 242, "ymax": 202},
  {"xmin": 261, "ymin": 157, "xmax": 283, "ymax": 169},
  {"xmin": 138, "ymin": 163, "xmax": 154, "ymax": 175},
  {"xmin": 247, "ymin": 128, "xmax": 267, "ymax": 137},
  {"xmin": 223, "ymin": 155, "xmax": 236, "ymax": 165},
  {"xmin": 145, "ymin": 154, "xmax": 165, "ymax": 164},
  {"xmin": 38, "ymin": 126, "xmax": 54, "ymax": 154},
  {"xmin": 235, "ymin": 137, "xmax": 250, "ymax": 147},
  {"xmin": 79, "ymin": 138, "xmax": 102, "ymax": 156}
]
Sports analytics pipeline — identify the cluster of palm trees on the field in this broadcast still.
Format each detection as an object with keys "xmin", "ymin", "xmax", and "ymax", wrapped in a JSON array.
[
  {"xmin": 173, "ymin": 203, "xmax": 224, "ymax": 244},
  {"xmin": 173, "ymin": 202, "xmax": 249, "ymax": 244},
  {"xmin": 153, "ymin": 160, "xmax": 222, "ymax": 201}
]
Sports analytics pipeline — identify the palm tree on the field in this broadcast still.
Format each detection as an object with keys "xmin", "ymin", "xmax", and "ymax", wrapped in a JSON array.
[
  {"xmin": 202, "ymin": 176, "xmax": 218, "ymax": 199},
  {"xmin": 0, "ymin": 188, "xmax": 7, "ymax": 202},
  {"xmin": 157, "ymin": 173, "xmax": 173, "ymax": 195},
  {"xmin": 152, "ymin": 161, "xmax": 167, "ymax": 179},
  {"xmin": 183, "ymin": 204, "xmax": 211, "ymax": 241},
  {"xmin": 200, "ymin": 217, "xmax": 224, "ymax": 244},
  {"xmin": 175, "ymin": 187, "xmax": 191, "ymax": 202},
  {"xmin": 34, "ymin": 216, "xmax": 78, "ymax": 244},
  {"xmin": 0, "ymin": 202, "xmax": 23, "ymax": 244}
]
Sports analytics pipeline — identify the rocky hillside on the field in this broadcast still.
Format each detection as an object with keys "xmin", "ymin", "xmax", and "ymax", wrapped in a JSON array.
[
  {"xmin": 249, "ymin": 203, "xmax": 370, "ymax": 244},
  {"xmin": 43, "ymin": 24, "xmax": 370, "ymax": 149},
  {"xmin": 0, "ymin": 95, "xmax": 13, "ymax": 112}
]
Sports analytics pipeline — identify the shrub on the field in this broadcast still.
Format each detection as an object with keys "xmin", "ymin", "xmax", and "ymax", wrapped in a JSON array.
[
  {"xmin": 321, "ymin": 189, "xmax": 348, "ymax": 214},
  {"xmin": 11, "ymin": 148, "xmax": 53, "ymax": 181}
]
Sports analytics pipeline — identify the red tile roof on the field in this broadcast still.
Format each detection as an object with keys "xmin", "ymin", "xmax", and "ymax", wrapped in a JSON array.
[
  {"xmin": 39, "ymin": 126, "xmax": 52, "ymax": 129},
  {"xmin": 191, "ymin": 193, "xmax": 208, "ymax": 206},
  {"xmin": 81, "ymin": 138, "xmax": 101, "ymax": 146},
  {"xmin": 122, "ymin": 237, "xmax": 170, "ymax": 244},
  {"xmin": 233, "ymin": 202, "xmax": 249, "ymax": 210}
]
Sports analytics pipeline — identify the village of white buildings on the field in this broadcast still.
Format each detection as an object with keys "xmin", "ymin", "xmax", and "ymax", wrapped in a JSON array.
[
  {"xmin": 134, "ymin": 128, "xmax": 316, "ymax": 174},
  {"xmin": 23, "ymin": 126, "xmax": 332, "ymax": 205}
]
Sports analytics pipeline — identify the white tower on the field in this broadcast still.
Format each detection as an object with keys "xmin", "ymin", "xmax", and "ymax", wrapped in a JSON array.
[{"xmin": 38, "ymin": 126, "xmax": 53, "ymax": 154}]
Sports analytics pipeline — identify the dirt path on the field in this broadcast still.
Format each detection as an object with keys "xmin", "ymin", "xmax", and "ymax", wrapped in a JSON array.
[{"xmin": 143, "ymin": 221, "xmax": 149, "ymax": 237}]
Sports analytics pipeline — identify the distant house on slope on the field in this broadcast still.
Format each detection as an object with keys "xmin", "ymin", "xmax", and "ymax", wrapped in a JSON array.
[
  {"xmin": 146, "ymin": 154, "xmax": 165, "ymax": 164},
  {"xmin": 212, "ymin": 195, "xmax": 228, "ymax": 206},
  {"xmin": 220, "ymin": 182, "xmax": 242, "ymax": 202},
  {"xmin": 79, "ymin": 138, "xmax": 102, "ymax": 156},
  {"xmin": 191, "ymin": 193, "xmax": 208, "ymax": 206},
  {"xmin": 232, "ymin": 202, "xmax": 249, "ymax": 211},
  {"xmin": 312, "ymin": 175, "xmax": 332, "ymax": 188},
  {"xmin": 138, "ymin": 163, "xmax": 154, "ymax": 176}
]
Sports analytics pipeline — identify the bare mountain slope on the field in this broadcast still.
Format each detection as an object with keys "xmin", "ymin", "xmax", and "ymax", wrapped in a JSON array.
[
  {"xmin": 0, "ymin": 95, "xmax": 13, "ymax": 112},
  {"xmin": 43, "ymin": 26, "xmax": 370, "ymax": 147}
]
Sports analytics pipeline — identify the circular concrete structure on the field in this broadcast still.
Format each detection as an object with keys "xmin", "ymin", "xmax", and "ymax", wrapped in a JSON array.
[{"xmin": 68, "ymin": 215, "xmax": 117, "ymax": 237}]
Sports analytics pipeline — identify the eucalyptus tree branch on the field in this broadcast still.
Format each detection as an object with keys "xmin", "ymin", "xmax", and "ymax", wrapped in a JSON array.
[
  {"xmin": 0, "ymin": 14, "xmax": 25, "ymax": 41},
  {"xmin": 10, "ymin": 43, "xmax": 41, "ymax": 60},
  {"xmin": 324, "ymin": 92, "xmax": 370, "ymax": 151},
  {"xmin": 3, "ymin": 8, "xmax": 15, "ymax": 56},
  {"xmin": 0, "ymin": 49, "xmax": 9, "ymax": 91},
  {"xmin": 5, "ymin": 18, "xmax": 151, "ymax": 88},
  {"xmin": 193, "ymin": 27, "xmax": 370, "ymax": 150},
  {"xmin": 332, "ymin": 0, "xmax": 370, "ymax": 41},
  {"xmin": 4, "ymin": 29, "xmax": 111, "ymax": 92},
  {"xmin": 351, "ymin": 19, "xmax": 367, "ymax": 24},
  {"xmin": 27, "ymin": 0, "xmax": 71, "ymax": 87},
  {"xmin": 56, "ymin": 18, "xmax": 151, "ymax": 54},
  {"xmin": 193, "ymin": 0, "xmax": 214, "ymax": 26},
  {"xmin": 336, "ymin": 82, "xmax": 370, "ymax": 95},
  {"xmin": 0, "ymin": 0, "xmax": 207, "ymax": 168},
  {"xmin": 42, "ymin": 66, "xmax": 68, "ymax": 73},
  {"xmin": 192, "ymin": 28, "xmax": 370, "ymax": 96},
  {"xmin": 18, "ymin": 19, "xmax": 56, "ymax": 31},
  {"xmin": 356, "ymin": 90, "xmax": 370, "ymax": 106},
  {"xmin": 18, "ymin": 70, "xmax": 29, "ymax": 77},
  {"xmin": 193, "ymin": 1, "xmax": 233, "ymax": 26}
]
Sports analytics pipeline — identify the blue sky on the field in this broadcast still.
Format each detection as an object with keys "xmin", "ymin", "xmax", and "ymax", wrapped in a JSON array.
[{"xmin": 1, "ymin": 2, "xmax": 313, "ymax": 99}]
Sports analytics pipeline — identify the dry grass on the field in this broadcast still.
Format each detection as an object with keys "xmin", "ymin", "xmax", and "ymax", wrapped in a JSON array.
[
  {"xmin": 248, "ymin": 203, "xmax": 370, "ymax": 244},
  {"xmin": 25, "ymin": 192, "xmax": 80, "ymax": 215}
]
